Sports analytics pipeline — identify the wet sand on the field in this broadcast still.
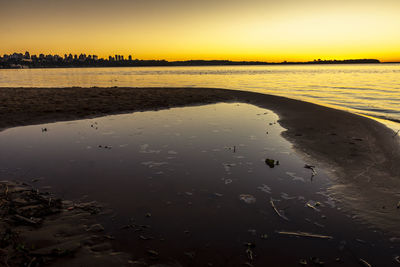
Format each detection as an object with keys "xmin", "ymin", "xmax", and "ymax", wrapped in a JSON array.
[
  {"xmin": 0, "ymin": 180, "xmax": 133, "ymax": 266},
  {"xmin": 1, "ymin": 87, "xmax": 400, "ymax": 254}
]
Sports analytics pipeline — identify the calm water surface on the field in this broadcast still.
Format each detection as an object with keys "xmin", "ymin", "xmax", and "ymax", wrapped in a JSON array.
[
  {"xmin": 0, "ymin": 103, "xmax": 397, "ymax": 266},
  {"xmin": 1, "ymin": 64, "xmax": 400, "ymax": 126}
]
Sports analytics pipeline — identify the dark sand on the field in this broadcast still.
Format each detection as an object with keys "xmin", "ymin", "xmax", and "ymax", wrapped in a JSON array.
[
  {"xmin": 1, "ymin": 87, "xmax": 400, "ymax": 262},
  {"xmin": 0, "ymin": 181, "xmax": 134, "ymax": 266}
]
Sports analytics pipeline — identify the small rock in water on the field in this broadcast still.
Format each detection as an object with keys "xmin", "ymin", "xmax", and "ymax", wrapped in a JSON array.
[{"xmin": 265, "ymin": 158, "xmax": 276, "ymax": 168}]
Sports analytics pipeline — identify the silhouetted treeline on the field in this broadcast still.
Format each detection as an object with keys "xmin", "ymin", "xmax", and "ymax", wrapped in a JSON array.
[{"xmin": 0, "ymin": 52, "xmax": 381, "ymax": 69}]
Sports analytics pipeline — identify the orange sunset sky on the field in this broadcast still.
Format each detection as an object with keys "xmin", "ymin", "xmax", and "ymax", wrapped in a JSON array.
[{"xmin": 1, "ymin": 0, "xmax": 399, "ymax": 62}]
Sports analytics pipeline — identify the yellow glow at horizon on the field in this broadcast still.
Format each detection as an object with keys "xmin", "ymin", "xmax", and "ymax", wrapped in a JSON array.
[{"xmin": 0, "ymin": 0, "xmax": 399, "ymax": 62}]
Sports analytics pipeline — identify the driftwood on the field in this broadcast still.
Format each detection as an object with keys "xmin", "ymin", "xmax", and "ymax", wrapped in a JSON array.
[
  {"xmin": 277, "ymin": 231, "xmax": 333, "ymax": 239},
  {"xmin": 270, "ymin": 199, "xmax": 289, "ymax": 221}
]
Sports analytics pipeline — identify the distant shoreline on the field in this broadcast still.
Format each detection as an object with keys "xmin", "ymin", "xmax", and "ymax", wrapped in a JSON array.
[{"xmin": 0, "ymin": 58, "xmax": 384, "ymax": 69}]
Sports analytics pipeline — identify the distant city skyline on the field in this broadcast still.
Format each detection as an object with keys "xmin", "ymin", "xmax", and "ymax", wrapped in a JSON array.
[
  {"xmin": 0, "ymin": 51, "xmax": 132, "ymax": 61},
  {"xmin": 0, "ymin": 51, "xmax": 384, "ymax": 63},
  {"xmin": 1, "ymin": 0, "xmax": 399, "ymax": 62}
]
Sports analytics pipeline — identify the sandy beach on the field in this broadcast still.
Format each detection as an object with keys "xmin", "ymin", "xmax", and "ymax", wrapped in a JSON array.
[{"xmin": 1, "ymin": 87, "xmax": 400, "ymax": 265}]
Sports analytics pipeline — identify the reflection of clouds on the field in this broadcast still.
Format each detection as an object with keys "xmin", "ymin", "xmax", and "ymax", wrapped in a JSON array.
[
  {"xmin": 141, "ymin": 161, "xmax": 168, "ymax": 168},
  {"xmin": 224, "ymin": 178, "xmax": 232, "ymax": 185},
  {"xmin": 101, "ymin": 131, "xmax": 115, "ymax": 135},
  {"xmin": 286, "ymin": 172, "xmax": 305, "ymax": 182},
  {"xmin": 280, "ymin": 192, "xmax": 296, "ymax": 200},
  {"xmin": 316, "ymin": 191, "xmax": 336, "ymax": 208},
  {"xmin": 223, "ymin": 163, "xmax": 236, "ymax": 172},
  {"xmin": 140, "ymin": 144, "xmax": 161, "ymax": 154},
  {"xmin": 249, "ymin": 135, "xmax": 257, "ymax": 140},
  {"xmin": 258, "ymin": 184, "xmax": 271, "ymax": 194}
]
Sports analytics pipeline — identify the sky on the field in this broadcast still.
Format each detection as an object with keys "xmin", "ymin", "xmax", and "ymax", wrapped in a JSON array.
[{"xmin": 1, "ymin": 0, "xmax": 399, "ymax": 62}]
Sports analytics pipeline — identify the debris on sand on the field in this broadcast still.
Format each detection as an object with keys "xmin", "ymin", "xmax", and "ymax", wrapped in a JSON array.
[
  {"xmin": 359, "ymin": 258, "xmax": 372, "ymax": 267},
  {"xmin": 0, "ymin": 180, "xmax": 131, "ymax": 266},
  {"xmin": 239, "ymin": 194, "xmax": 256, "ymax": 204},
  {"xmin": 270, "ymin": 198, "xmax": 289, "ymax": 221},
  {"xmin": 277, "ymin": 231, "xmax": 333, "ymax": 239}
]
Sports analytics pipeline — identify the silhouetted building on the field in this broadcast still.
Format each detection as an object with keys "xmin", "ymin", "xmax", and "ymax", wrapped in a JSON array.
[
  {"xmin": 11, "ymin": 53, "xmax": 24, "ymax": 60},
  {"xmin": 24, "ymin": 51, "xmax": 30, "ymax": 59},
  {"xmin": 78, "ymin": 54, "xmax": 87, "ymax": 61},
  {"xmin": 128, "ymin": 55, "xmax": 132, "ymax": 61}
]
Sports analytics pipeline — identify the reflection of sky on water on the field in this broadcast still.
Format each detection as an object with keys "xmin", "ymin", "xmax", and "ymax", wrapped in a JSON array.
[{"xmin": 0, "ymin": 103, "xmax": 397, "ymax": 265}]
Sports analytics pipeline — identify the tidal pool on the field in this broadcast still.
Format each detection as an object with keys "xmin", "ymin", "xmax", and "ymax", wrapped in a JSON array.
[{"xmin": 0, "ymin": 103, "xmax": 397, "ymax": 266}]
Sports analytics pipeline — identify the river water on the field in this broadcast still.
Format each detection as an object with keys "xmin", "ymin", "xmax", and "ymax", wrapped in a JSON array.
[{"xmin": 0, "ymin": 64, "xmax": 399, "ymax": 126}]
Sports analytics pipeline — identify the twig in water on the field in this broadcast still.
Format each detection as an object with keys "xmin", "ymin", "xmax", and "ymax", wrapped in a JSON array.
[
  {"xmin": 277, "ymin": 230, "xmax": 333, "ymax": 239},
  {"xmin": 359, "ymin": 258, "xmax": 372, "ymax": 267},
  {"xmin": 304, "ymin": 164, "xmax": 317, "ymax": 176},
  {"xmin": 270, "ymin": 198, "xmax": 289, "ymax": 221},
  {"xmin": 393, "ymin": 130, "xmax": 400, "ymax": 138}
]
